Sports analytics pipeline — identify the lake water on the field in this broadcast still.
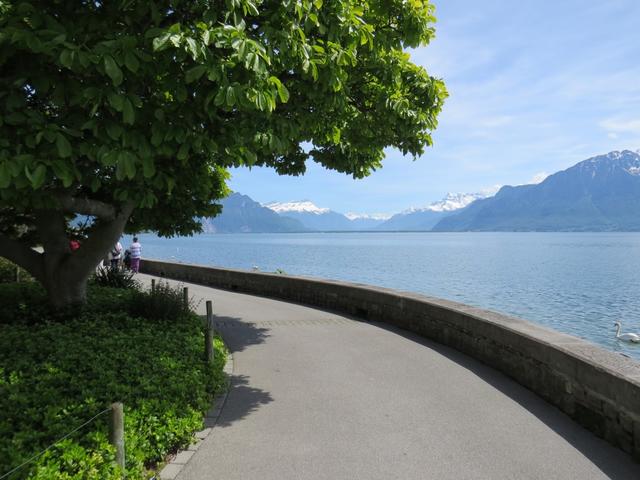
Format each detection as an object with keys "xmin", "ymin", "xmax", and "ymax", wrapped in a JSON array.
[{"xmin": 126, "ymin": 232, "xmax": 640, "ymax": 361}]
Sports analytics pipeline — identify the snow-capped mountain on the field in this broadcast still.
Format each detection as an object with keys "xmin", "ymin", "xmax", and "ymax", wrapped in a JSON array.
[
  {"xmin": 402, "ymin": 191, "xmax": 493, "ymax": 214},
  {"xmin": 200, "ymin": 193, "xmax": 306, "ymax": 233},
  {"xmin": 264, "ymin": 200, "xmax": 330, "ymax": 215},
  {"xmin": 434, "ymin": 150, "xmax": 640, "ymax": 231},
  {"xmin": 263, "ymin": 201, "xmax": 389, "ymax": 230},
  {"xmin": 343, "ymin": 212, "xmax": 391, "ymax": 230},
  {"xmin": 264, "ymin": 200, "xmax": 355, "ymax": 230},
  {"xmin": 377, "ymin": 190, "xmax": 497, "ymax": 231},
  {"xmin": 345, "ymin": 213, "xmax": 392, "ymax": 221}
]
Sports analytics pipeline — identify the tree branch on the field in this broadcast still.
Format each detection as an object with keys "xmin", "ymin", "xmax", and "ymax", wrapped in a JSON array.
[
  {"xmin": 67, "ymin": 201, "xmax": 136, "ymax": 277},
  {"xmin": 56, "ymin": 195, "xmax": 117, "ymax": 220},
  {"xmin": 0, "ymin": 234, "xmax": 44, "ymax": 281}
]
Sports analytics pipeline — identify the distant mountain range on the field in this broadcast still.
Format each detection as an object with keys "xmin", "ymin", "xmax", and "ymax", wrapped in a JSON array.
[
  {"xmin": 200, "ymin": 193, "xmax": 306, "ymax": 233},
  {"xmin": 202, "ymin": 149, "xmax": 640, "ymax": 233},
  {"xmin": 264, "ymin": 200, "xmax": 367, "ymax": 231},
  {"xmin": 434, "ymin": 150, "xmax": 640, "ymax": 231},
  {"xmin": 376, "ymin": 192, "xmax": 494, "ymax": 231}
]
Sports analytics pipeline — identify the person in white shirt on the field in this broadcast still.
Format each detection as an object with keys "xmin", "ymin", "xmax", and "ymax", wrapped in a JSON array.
[
  {"xmin": 129, "ymin": 237, "xmax": 142, "ymax": 273},
  {"xmin": 109, "ymin": 241, "xmax": 123, "ymax": 269}
]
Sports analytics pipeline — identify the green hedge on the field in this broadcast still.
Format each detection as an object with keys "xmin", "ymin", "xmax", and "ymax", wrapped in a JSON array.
[{"xmin": 0, "ymin": 282, "xmax": 227, "ymax": 479}]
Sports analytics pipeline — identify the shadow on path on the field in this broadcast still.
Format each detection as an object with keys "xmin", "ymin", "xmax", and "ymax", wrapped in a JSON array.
[
  {"xmin": 198, "ymin": 315, "xmax": 274, "ymax": 427},
  {"xmin": 199, "ymin": 315, "xmax": 271, "ymax": 353},
  {"xmin": 371, "ymin": 322, "xmax": 639, "ymax": 479},
  {"xmin": 216, "ymin": 374, "xmax": 274, "ymax": 428}
]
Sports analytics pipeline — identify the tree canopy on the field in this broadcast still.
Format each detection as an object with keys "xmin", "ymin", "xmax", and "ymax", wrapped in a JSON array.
[{"xmin": 0, "ymin": 0, "xmax": 447, "ymax": 305}]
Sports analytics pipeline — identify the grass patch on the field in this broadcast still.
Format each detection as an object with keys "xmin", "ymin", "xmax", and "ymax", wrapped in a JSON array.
[{"xmin": 0, "ymin": 280, "xmax": 227, "ymax": 479}]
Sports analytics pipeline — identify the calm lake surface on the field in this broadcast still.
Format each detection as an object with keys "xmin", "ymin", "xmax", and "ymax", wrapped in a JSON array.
[{"xmin": 128, "ymin": 232, "xmax": 640, "ymax": 361}]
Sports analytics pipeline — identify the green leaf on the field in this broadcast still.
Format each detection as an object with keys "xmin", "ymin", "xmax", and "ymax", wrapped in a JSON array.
[
  {"xmin": 213, "ymin": 88, "xmax": 226, "ymax": 106},
  {"xmin": 177, "ymin": 144, "xmax": 190, "ymax": 161},
  {"xmin": 24, "ymin": 166, "xmax": 33, "ymax": 183},
  {"xmin": 80, "ymin": 119, "xmax": 97, "ymax": 130},
  {"xmin": 151, "ymin": 130, "xmax": 163, "ymax": 146},
  {"xmin": 124, "ymin": 154, "xmax": 136, "ymax": 179},
  {"xmin": 276, "ymin": 82, "xmax": 289, "ymax": 103},
  {"xmin": 142, "ymin": 157, "xmax": 156, "ymax": 178},
  {"xmin": 207, "ymin": 68, "xmax": 220, "ymax": 82},
  {"xmin": 51, "ymin": 160, "xmax": 70, "ymax": 181},
  {"xmin": 106, "ymin": 124, "xmax": 123, "ymax": 140},
  {"xmin": 117, "ymin": 151, "xmax": 136, "ymax": 179},
  {"xmin": 186, "ymin": 38, "xmax": 199, "ymax": 59},
  {"xmin": 100, "ymin": 151, "xmax": 119, "ymax": 166},
  {"xmin": 104, "ymin": 56, "xmax": 123, "ymax": 86},
  {"xmin": 152, "ymin": 32, "xmax": 172, "ymax": 52},
  {"xmin": 331, "ymin": 126, "xmax": 341, "ymax": 144},
  {"xmin": 122, "ymin": 99, "xmax": 135, "ymax": 125},
  {"xmin": 236, "ymin": 39, "xmax": 247, "ymax": 60},
  {"xmin": 256, "ymin": 91, "xmax": 265, "ymax": 110},
  {"xmin": 59, "ymin": 50, "xmax": 73, "ymax": 68},
  {"xmin": 225, "ymin": 86, "xmax": 236, "ymax": 107},
  {"xmin": 166, "ymin": 176, "xmax": 176, "ymax": 194},
  {"xmin": 176, "ymin": 85, "xmax": 188, "ymax": 102},
  {"xmin": 31, "ymin": 165, "xmax": 47, "ymax": 189},
  {"xmin": 0, "ymin": 163, "xmax": 11, "ymax": 188},
  {"xmin": 108, "ymin": 93, "xmax": 125, "ymax": 112},
  {"xmin": 124, "ymin": 51, "xmax": 139, "ymax": 73},
  {"xmin": 56, "ymin": 134, "xmax": 72, "ymax": 158},
  {"xmin": 185, "ymin": 65, "xmax": 207, "ymax": 83}
]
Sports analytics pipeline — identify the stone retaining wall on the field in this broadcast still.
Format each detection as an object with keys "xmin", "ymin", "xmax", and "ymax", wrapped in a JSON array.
[{"xmin": 141, "ymin": 259, "xmax": 640, "ymax": 460}]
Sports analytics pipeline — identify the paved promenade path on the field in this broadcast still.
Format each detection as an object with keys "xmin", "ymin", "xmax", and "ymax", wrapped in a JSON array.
[{"xmin": 138, "ymin": 274, "xmax": 639, "ymax": 480}]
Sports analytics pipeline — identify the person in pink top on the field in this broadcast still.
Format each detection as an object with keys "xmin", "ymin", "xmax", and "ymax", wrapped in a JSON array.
[{"xmin": 129, "ymin": 237, "xmax": 142, "ymax": 273}]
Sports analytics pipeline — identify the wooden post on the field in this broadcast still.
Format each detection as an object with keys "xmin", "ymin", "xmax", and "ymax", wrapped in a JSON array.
[
  {"xmin": 15, "ymin": 266, "xmax": 20, "ymax": 283},
  {"xmin": 183, "ymin": 287, "xmax": 189, "ymax": 311},
  {"xmin": 205, "ymin": 301, "xmax": 214, "ymax": 364},
  {"xmin": 109, "ymin": 402, "xmax": 125, "ymax": 472},
  {"xmin": 151, "ymin": 278, "xmax": 156, "ymax": 293}
]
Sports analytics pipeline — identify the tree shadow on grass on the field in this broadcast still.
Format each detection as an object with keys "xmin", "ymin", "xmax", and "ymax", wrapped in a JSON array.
[{"xmin": 370, "ymin": 321, "xmax": 640, "ymax": 480}]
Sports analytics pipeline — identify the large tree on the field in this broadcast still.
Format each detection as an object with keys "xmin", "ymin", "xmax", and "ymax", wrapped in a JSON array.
[{"xmin": 0, "ymin": 0, "xmax": 447, "ymax": 307}]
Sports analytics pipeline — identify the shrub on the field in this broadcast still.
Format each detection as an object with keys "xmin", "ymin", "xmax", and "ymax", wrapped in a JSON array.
[
  {"xmin": 128, "ymin": 280, "xmax": 198, "ymax": 322},
  {"xmin": 91, "ymin": 266, "xmax": 140, "ymax": 290},
  {"xmin": 0, "ymin": 284, "xmax": 227, "ymax": 479},
  {"xmin": 0, "ymin": 282, "xmax": 49, "ymax": 325},
  {"xmin": 0, "ymin": 257, "xmax": 32, "ymax": 284}
]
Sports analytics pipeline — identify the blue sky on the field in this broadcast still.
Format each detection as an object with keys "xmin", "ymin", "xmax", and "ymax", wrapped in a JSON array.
[{"xmin": 229, "ymin": 0, "xmax": 640, "ymax": 215}]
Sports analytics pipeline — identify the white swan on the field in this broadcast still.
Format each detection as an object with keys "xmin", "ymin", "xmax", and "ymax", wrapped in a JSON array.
[{"xmin": 614, "ymin": 322, "xmax": 640, "ymax": 343}]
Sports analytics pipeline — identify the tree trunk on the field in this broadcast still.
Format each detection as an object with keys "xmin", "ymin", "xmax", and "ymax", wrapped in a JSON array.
[
  {"xmin": 42, "ymin": 269, "xmax": 88, "ymax": 308},
  {"xmin": 0, "ymin": 201, "xmax": 135, "ymax": 309}
]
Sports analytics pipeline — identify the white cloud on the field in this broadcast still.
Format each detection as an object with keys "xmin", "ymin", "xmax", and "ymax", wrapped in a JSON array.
[
  {"xmin": 600, "ymin": 118, "xmax": 640, "ymax": 135},
  {"xmin": 478, "ymin": 115, "xmax": 514, "ymax": 128},
  {"xmin": 608, "ymin": 132, "xmax": 619, "ymax": 139}
]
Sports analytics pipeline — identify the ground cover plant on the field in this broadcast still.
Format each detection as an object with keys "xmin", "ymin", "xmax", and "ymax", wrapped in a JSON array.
[
  {"xmin": 0, "ymin": 278, "xmax": 227, "ymax": 479},
  {"xmin": 0, "ymin": 257, "xmax": 32, "ymax": 284}
]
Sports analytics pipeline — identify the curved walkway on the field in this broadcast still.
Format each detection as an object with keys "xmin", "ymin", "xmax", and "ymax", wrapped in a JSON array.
[{"xmin": 139, "ymin": 274, "xmax": 640, "ymax": 480}]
